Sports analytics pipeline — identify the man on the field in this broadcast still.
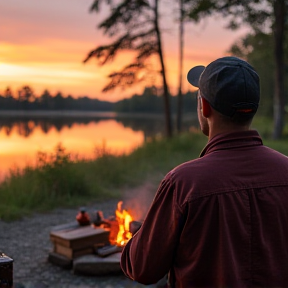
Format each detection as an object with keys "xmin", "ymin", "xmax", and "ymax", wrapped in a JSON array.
[{"xmin": 121, "ymin": 56, "xmax": 288, "ymax": 287}]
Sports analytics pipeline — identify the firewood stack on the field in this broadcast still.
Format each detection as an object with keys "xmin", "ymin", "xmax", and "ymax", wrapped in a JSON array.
[
  {"xmin": 48, "ymin": 207, "xmax": 143, "ymax": 275},
  {"xmin": 50, "ymin": 224, "xmax": 110, "ymax": 259}
]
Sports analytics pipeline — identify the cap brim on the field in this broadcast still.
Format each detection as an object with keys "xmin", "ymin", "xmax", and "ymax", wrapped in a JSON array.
[{"xmin": 187, "ymin": 65, "xmax": 205, "ymax": 88}]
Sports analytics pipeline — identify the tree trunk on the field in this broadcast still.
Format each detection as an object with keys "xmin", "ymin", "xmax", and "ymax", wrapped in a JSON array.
[
  {"xmin": 272, "ymin": 0, "xmax": 285, "ymax": 139},
  {"xmin": 154, "ymin": 0, "xmax": 172, "ymax": 137},
  {"xmin": 176, "ymin": 0, "xmax": 184, "ymax": 133}
]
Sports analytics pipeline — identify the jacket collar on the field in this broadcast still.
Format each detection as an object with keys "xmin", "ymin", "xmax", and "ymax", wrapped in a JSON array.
[{"xmin": 200, "ymin": 130, "xmax": 263, "ymax": 158}]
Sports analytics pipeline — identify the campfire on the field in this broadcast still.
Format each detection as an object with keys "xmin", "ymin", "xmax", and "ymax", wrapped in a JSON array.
[
  {"xmin": 115, "ymin": 201, "xmax": 133, "ymax": 246},
  {"xmin": 88, "ymin": 201, "xmax": 142, "ymax": 256},
  {"xmin": 86, "ymin": 201, "xmax": 137, "ymax": 257},
  {"xmin": 49, "ymin": 200, "xmax": 143, "ymax": 270},
  {"xmin": 94, "ymin": 200, "xmax": 142, "ymax": 246},
  {"xmin": 49, "ymin": 201, "xmax": 143, "ymax": 275}
]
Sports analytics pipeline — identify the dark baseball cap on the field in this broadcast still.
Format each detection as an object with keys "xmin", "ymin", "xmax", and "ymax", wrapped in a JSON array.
[{"xmin": 187, "ymin": 56, "xmax": 260, "ymax": 119}]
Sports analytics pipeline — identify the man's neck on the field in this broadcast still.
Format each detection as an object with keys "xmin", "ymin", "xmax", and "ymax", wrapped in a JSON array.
[{"xmin": 208, "ymin": 120, "xmax": 251, "ymax": 141}]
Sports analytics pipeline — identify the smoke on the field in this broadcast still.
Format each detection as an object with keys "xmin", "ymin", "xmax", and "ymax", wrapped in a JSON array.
[{"xmin": 122, "ymin": 182, "xmax": 157, "ymax": 222}]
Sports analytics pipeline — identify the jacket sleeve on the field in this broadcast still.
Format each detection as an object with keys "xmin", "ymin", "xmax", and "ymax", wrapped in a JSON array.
[{"xmin": 120, "ymin": 173, "xmax": 184, "ymax": 285}]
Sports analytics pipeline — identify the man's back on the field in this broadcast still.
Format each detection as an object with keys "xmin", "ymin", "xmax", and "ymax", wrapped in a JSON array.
[
  {"xmin": 170, "ymin": 131, "xmax": 288, "ymax": 287},
  {"xmin": 121, "ymin": 57, "xmax": 288, "ymax": 287},
  {"xmin": 121, "ymin": 131, "xmax": 288, "ymax": 287}
]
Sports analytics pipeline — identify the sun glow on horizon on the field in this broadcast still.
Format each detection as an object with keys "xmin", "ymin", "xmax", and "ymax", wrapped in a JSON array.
[
  {"xmin": 0, "ymin": 62, "xmax": 99, "ymax": 83},
  {"xmin": 0, "ymin": 1, "xmax": 250, "ymax": 102},
  {"xmin": 0, "ymin": 39, "xmax": 152, "ymax": 101}
]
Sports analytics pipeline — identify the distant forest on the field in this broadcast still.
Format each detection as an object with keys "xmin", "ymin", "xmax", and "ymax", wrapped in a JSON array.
[{"xmin": 0, "ymin": 86, "xmax": 197, "ymax": 114}]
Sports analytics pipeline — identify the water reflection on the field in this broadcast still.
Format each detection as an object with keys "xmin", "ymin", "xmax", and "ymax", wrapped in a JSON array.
[
  {"xmin": 0, "ymin": 113, "xmax": 198, "ymax": 180},
  {"xmin": 0, "ymin": 117, "xmax": 112, "ymax": 137},
  {"xmin": 0, "ymin": 114, "xmax": 197, "ymax": 139}
]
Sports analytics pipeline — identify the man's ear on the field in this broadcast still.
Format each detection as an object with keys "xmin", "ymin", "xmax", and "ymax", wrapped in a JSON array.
[{"xmin": 201, "ymin": 97, "xmax": 212, "ymax": 118}]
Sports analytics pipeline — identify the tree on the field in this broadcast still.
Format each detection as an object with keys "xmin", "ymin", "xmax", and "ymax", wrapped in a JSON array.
[
  {"xmin": 54, "ymin": 92, "xmax": 66, "ymax": 110},
  {"xmin": 4, "ymin": 87, "xmax": 14, "ymax": 99},
  {"xmin": 272, "ymin": 0, "xmax": 286, "ymax": 138},
  {"xmin": 18, "ymin": 85, "xmax": 35, "ymax": 102},
  {"xmin": 17, "ymin": 85, "xmax": 35, "ymax": 110},
  {"xmin": 187, "ymin": 0, "xmax": 288, "ymax": 138},
  {"xmin": 2, "ymin": 87, "xmax": 16, "ymax": 110},
  {"xmin": 84, "ymin": 0, "xmax": 173, "ymax": 137},
  {"xmin": 229, "ymin": 32, "xmax": 276, "ymax": 118},
  {"xmin": 39, "ymin": 89, "xmax": 53, "ymax": 110},
  {"xmin": 176, "ymin": 0, "xmax": 185, "ymax": 133}
]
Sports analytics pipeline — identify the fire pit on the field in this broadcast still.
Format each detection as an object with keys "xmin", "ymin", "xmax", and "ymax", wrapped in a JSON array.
[{"xmin": 48, "ymin": 201, "xmax": 142, "ymax": 276}]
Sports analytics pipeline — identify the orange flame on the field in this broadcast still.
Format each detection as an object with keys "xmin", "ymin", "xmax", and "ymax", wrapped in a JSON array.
[{"xmin": 115, "ymin": 201, "xmax": 133, "ymax": 246}]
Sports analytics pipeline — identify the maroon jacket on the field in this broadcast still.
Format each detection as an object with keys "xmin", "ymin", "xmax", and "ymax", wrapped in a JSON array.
[{"xmin": 121, "ymin": 130, "xmax": 288, "ymax": 287}]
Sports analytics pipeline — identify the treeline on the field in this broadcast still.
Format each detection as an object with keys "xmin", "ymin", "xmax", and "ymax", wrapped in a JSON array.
[
  {"xmin": 0, "ymin": 86, "xmax": 197, "ymax": 114},
  {"xmin": 114, "ymin": 87, "xmax": 196, "ymax": 114},
  {"xmin": 0, "ymin": 86, "xmax": 113, "ymax": 111}
]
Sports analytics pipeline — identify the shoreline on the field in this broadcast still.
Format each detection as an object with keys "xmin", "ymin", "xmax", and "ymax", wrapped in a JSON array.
[{"xmin": 0, "ymin": 110, "xmax": 196, "ymax": 120}]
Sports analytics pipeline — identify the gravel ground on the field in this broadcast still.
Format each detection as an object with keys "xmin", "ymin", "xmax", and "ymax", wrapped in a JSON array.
[{"xmin": 0, "ymin": 183, "xmax": 162, "ymax": 288}]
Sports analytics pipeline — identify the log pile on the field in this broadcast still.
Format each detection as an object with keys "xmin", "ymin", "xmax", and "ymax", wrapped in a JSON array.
[
  {"xmin": 48, "ymin": 207, "xmax": 142, "ymax": 275},
  {"xmin": 48, "ymin": 221, "xmax": 123, "ymax": 274}
]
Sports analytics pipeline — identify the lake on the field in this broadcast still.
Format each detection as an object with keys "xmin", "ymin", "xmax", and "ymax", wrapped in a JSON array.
[{"xmin": 0, "ymin": 111, "xmax": 198, "ymax": 181}]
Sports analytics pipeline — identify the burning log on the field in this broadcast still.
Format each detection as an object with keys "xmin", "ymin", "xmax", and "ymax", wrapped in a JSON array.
[
  {"xmin": 93, "ymin": 203, "xmax": 139, "ymax": 257},
  {"xmin": 92, "ymin": 202, "xmax": 134, "ymax": 247}
]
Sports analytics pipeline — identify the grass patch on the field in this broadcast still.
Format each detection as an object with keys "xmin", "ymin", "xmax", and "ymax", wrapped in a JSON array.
[
  {"xmin": 0, "ymin": 132, "xmax": 207, "ymax": 221},
  {"xmin": 1, "ymin": 121, "xmax": 288, "ymax": 221}
]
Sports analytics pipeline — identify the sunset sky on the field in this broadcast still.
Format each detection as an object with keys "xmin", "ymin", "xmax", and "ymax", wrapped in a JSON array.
[{"xmin": 0, "ymin": 0, "xmax": 251, "ymax": 102}]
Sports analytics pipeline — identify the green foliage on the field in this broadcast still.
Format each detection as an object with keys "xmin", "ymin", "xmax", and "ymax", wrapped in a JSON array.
[
  {"xmin": 252, "ymin": 114, "xmax": 288, "ymax": 140},
  {"xmin": 0, "ymin": 133, "xmax": 206, "ymax": 221},
  {"xmin": 0, "ymin": 144, "xmax": 90, "ymax": 221},
  {"xmin": 229, "ymin": 32, "xmax": 275, "ymax": 117},
  {"xmin": 35, "ymin": 144, "xmax": 89, "ymax": 198},
  {"xmin": 186, "ymin": 0, "xmax": 271, "ymax": 32},
  {"xmin": 2, "ymin": 118, "xmax": 288, "ymax": 221},
  {"xmin": 229, "ymin": 31, "xmax": 288, "ymax": 118},
  {"xmin": 187, "ymin": 0, "xmax": 288, "ymax": 138}
]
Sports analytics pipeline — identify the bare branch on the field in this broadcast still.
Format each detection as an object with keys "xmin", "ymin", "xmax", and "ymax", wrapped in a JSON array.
[
  {"xmin": 89, "ymin": 0, "xmax": 114, "ymax": 12},
  {"xmin": 83, "ymin": 34, "xmax": 132, "ymax": 64},
  {"xmin": 102, "ymin": 62, "xmax": 146, "ymax": 92},
  {"xmin": 83, "ymin": 28, "xmax": 157, "ymax": 64},
  {"xmin": 97, "ymin": 0, "xmax": 152, "ymax": 37}
]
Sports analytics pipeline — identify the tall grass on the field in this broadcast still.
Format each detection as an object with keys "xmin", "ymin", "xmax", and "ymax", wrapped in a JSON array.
[
  {"xmin": 252, "ymin": 116, "xmax": 288, "ymax": 154},
  {"xmin": 0, "ymin": 132, "xmax": 207, "ymax": 221},
  {"xmin": 1, "ymin": 120, "xmax": 288, "ymax": 221},
  {"xmin": 0, "ymin": 144, "xmax": 90, "ymax": 220}
]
